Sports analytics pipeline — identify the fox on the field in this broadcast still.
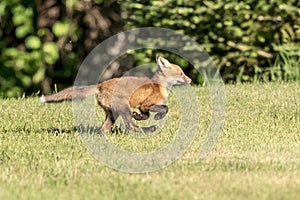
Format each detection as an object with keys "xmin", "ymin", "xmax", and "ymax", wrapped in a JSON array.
[{"xmin": 40, "ymin": 55, "xmax": 191, "ymax": 133}]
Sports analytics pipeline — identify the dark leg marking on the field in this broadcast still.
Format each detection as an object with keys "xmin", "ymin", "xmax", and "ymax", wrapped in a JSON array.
[
  {"xmin": 132, "ymin": 110, "xmax": 150, "ymax": 121},
  {"xmin": 149, "ymin": 105, "xmax": 169, "ymax": 120}
]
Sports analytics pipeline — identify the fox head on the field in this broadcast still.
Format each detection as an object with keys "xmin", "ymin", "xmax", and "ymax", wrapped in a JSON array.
[{"xmin": 155, "ymin": 55, "xmax": 192, "ymax": 87}]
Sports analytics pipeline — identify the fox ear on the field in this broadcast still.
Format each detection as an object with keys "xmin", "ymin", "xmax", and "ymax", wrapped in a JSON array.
[{"xmin": 156, "ymin": 54, "xmax": 171, "ymax": 69}]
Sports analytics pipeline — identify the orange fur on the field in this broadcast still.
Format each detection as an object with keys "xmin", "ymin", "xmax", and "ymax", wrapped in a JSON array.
[{"xmin": 40, "ymin": 55, "xmax": 191, "ymax": 133}]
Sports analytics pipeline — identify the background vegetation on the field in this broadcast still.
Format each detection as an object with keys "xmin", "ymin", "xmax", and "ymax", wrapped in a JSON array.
[
  {"xmin": 122, "ymin": 0, "xmax": 300, "ymax": 82},
  {"xmin": 0, "ymin": 0, "xmax": 299, "ymax": 97},
  {"xmin": 0, "ymin": 0, "xmax": 122, "ymax": 97}
]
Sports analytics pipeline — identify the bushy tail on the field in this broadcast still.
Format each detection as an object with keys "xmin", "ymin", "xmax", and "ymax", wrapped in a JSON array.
[{"xmin": 40, "ymin": 85, "xmax": 97, "ymax": 103}]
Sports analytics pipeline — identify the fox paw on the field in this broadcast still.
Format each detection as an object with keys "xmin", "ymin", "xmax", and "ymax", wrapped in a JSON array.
[
  {"xmin": 132, "ymin": 111, "xmax": 150, "ymax": 120},
  {"xmin": 142, "ymin": 125, "xmax": 156, "ymax": 133},
  {"xmin": 154, "ymin": 112, "xmax": 167, "ymax": 120}
]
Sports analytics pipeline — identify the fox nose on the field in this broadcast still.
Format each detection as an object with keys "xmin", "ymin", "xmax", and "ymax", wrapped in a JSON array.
[{"xmin": 186, "ymin": 76, "xmax": 192, "ymax": 84}]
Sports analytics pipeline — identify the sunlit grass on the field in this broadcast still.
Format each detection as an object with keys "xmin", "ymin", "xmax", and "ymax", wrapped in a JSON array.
[{"xmin": 0, "ymin": 82, "xmax": 299, "ymax": 199}]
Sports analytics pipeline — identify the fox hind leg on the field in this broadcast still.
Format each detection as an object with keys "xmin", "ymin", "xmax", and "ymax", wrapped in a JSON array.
[{"xmin": 101, "ymin": 110, "xmax": 116, "ymax": 133}]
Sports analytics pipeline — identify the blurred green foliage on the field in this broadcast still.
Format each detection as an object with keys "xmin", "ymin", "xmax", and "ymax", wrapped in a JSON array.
[
  {"xmin": 0, "ymin": 0, "xmax": 299, "ymax": 97},
  {"xmin": 121, "ymin": 0, "xmax": 300, "ymax": 83},
  {"xmin": 0, "ymin": 0, "xmax": 121, "ymax": 97}
]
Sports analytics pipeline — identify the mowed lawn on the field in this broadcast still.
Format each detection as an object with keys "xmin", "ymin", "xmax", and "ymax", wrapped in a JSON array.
[{"xmin": 0, "ymin": 82, "xmax": 299, "ymax": 200}]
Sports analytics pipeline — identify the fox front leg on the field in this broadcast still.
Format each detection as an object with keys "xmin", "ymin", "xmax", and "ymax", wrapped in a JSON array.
[
  {"xmin": 132, "ymin": 110, "xmax": 150, "ymax": 121},
  {"xmin": 125, "ymin": 112, "xmax": 156, "ymax": 133},
  {"xmin": 149, "ymin": 105, "xmax": 169, "ymax": 120},
  {"xmin": 119, "ymin": 106, "xmax": 156, "ymax": 133}
]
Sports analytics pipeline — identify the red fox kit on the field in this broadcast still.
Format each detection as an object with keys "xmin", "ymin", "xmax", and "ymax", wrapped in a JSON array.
[{"xmin": 40, "ymin": 55, "xmax": 191, "ymax": 133}]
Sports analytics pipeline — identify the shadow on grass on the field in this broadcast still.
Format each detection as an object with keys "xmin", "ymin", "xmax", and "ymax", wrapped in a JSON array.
[
  {"xmin": 2, "ymin": 125, "xmax": 124, "ymax": 136},
  {"xmin": 2, "ymin": 127, "xmax": 75, "ymax": 135}
]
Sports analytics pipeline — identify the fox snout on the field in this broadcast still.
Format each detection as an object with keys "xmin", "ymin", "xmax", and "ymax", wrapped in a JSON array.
[
  {"xmin": 183, "ymin": 74, "xmax": 192, "ymax": 85},
  {"xmin": 177, "ymin": 74, "xmax": 192, "ymax": 85},
  {"xmin": 167, "ymin": 73, "xmax": 192, "ymax": 86}
]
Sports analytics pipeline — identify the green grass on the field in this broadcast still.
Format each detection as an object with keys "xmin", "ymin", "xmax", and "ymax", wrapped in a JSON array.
[{"xmin": 0, "ymin": 82, "xmax": 299, "ymax": 200}]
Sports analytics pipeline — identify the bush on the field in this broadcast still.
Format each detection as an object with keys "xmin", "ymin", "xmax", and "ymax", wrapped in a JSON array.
[
  {"xmin": 1, "ymin": 0, "xmax": 299, "ymax": 97},
  {"xmin": 0, "ymin": 0, "xmax": 122, "ymax": 97},
  {"xmin": 121, "ymin": 0, "xmax": 300, "ymax": 83}
]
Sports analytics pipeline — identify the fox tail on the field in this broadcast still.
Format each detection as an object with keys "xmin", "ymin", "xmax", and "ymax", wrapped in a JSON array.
[{"xmin": 40, "ymin": 85, "xmax": 97, "ymax": 103}]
